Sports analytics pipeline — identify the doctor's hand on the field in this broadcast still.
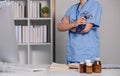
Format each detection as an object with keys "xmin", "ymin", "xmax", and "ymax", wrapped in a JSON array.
[{"xmin": 75, "ymin": 17, "xmax": 87, "ymax": 26}]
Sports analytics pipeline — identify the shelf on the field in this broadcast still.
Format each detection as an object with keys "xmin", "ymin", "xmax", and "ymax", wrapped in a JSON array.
[
  {"xmin": 17, "ymin": 43, "xmax": 51, "ymax": 46},
  {"xmin": 30, "ymin": 43, "xmax": 51, "ymax": 46},
  {"xmin": 29, "ymin": 18, "xmax": 52, "ymax": 20},
  {"xmin": 14, "ymin": 18, "xmax": 52, "ymax": 20}
]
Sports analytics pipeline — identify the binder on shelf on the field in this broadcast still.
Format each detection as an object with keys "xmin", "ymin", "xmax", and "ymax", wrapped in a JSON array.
[
  {"xmin": 43, "ymin": 25, "xmax": 47, "ymax": 43},
  {"xmin": 29, "ymin": 1, "xmax": 41, "ymax": 18},
  {"xmin": 11, "ymin": 1, "xmax": 26, "ymax": 18}
]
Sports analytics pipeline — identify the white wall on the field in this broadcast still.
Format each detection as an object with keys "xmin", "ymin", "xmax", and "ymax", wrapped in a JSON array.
[
  {"xmin": 55, "ymin": 0, "xmax": 120, "ymax": 64},
  {"xmin": 99, "ymin": 0, "xmax": 120, "ymax": 64}
]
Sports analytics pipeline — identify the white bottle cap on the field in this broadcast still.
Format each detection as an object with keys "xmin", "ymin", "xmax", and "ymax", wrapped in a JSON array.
[
  {"xmin": 80, "ymin": 62, "xmax": 85, "ymax": 64},
  {"xmin": 95, "ymin": 58, "xmax": 101, "ymax": 61},
  {"xmin": 86, "ymin": 62, "xmax": 92, "ymax": 66},
  {"xmin": 85, "ymin": 60, "xmax": 91, "ymax": 63}
]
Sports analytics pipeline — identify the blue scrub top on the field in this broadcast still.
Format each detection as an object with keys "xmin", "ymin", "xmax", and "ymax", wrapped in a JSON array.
[{"xmin": 64, "ymin": 0, "xmax": 102, "ymax": 64}]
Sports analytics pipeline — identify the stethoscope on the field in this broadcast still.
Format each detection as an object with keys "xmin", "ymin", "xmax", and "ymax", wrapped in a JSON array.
[
  {"xmin": 75, "ymin": 1, "xmax": 88, "ymax": 33},
  {"xmin": 76, "ymin": 0, "xmax": 88, "ymax": 20}
]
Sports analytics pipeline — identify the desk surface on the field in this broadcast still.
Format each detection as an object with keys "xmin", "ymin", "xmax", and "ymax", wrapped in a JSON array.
[
  {"xmin": 0, "ymin": 63, "xmax": 120, "ymax": 76},
  {"xmin": 1, "ymin": 69, "xmax": 120, "ymax": 76}
]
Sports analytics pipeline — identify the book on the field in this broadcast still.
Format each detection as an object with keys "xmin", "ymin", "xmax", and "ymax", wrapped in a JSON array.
[
  {"xmin": 68, "ymin": 63, "xmax": 79, "ymax": 69},
  {"xmin": 49, "ymin": 63, "xmax": 69, "ymax": 70}
]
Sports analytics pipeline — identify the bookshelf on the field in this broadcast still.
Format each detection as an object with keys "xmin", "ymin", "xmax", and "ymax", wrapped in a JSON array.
[{"xmin": 4, "ymin": 0, "xmax": 54, "ymax": 64}]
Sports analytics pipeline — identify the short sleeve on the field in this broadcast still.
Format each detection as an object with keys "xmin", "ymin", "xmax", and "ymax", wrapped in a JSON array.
[
  {"xmin": 64, "ymin": 4, "xmax": 75, "ymax": 17},
  {"xmin": 64, "ymin": 9, "xmax": 70, "ymax": 17},
  {"xmin": 59, "ymin": 7, "xmax": 71, "ymax": 24},
  {"xmin": 59, "ymin": 4, "xmax": 76, "ymax": 24},
  {"xmin": 87, "ymin": 2, "xmax": 102, "ymax": 29}
]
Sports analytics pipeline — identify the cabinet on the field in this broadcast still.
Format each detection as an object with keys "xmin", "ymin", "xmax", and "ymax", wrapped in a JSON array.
[{"xmin": 5, "ymin": 0, "xmax": 54, "ymax": 64}]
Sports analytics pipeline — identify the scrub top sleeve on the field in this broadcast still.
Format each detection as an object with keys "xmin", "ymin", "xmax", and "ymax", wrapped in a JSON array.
[
  {"xmin": 59, "ymin": 4, "xmax": 76, "ymax": 24},
  {"xmin": 64, "ymin": 9, "xmax": 70, "ymax": 17},
  {"xmin": 87, "ymin": 3, "xmax": 102, "ymax": 29},
  {"xmin": 59, "ymin": 7, "xmax": 71, "ymax": 24}
]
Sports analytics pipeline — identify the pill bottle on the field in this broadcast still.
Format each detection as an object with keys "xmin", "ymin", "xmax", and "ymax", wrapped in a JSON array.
[
  {"xmin": 79, "ymin": 62, "xmax": 85, "ymax": 73},
  {"xmin": 86, "ymin": 62, "xmax": 92, "ymax": 74},
  {"xmin": 93, "ymin": 58, "xmax": 101, "ymax": 73}
]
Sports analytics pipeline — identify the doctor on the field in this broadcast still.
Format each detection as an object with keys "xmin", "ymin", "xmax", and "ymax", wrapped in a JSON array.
[{"xmin": 57, "ymin": 0, "xmax": 102, "ymax": 64}]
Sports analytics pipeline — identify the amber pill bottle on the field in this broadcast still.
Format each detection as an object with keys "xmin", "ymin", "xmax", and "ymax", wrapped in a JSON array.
[
  {"xmin": 79, "ymin": 62, "xmax": 86, "ymax": 73},
  {"xmin": 93, "ymin": 58, "xmax": 101, "ymax": 73},
  {"xmin": 86, "ymin": 62, "xmax": 92, "ymax": 74}
]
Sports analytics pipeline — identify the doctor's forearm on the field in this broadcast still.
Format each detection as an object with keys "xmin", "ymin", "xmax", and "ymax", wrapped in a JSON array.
[
  {"xmin": 70, "ymin": 28, "xmax": 76, "ymax": 32},
  {"xmin": 80, "ymin": 23, "xmax": 93, "ymax": 33},
  {"xmin": 57, "ymin": 23, "xmax": 75, "ymax": 32}
]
